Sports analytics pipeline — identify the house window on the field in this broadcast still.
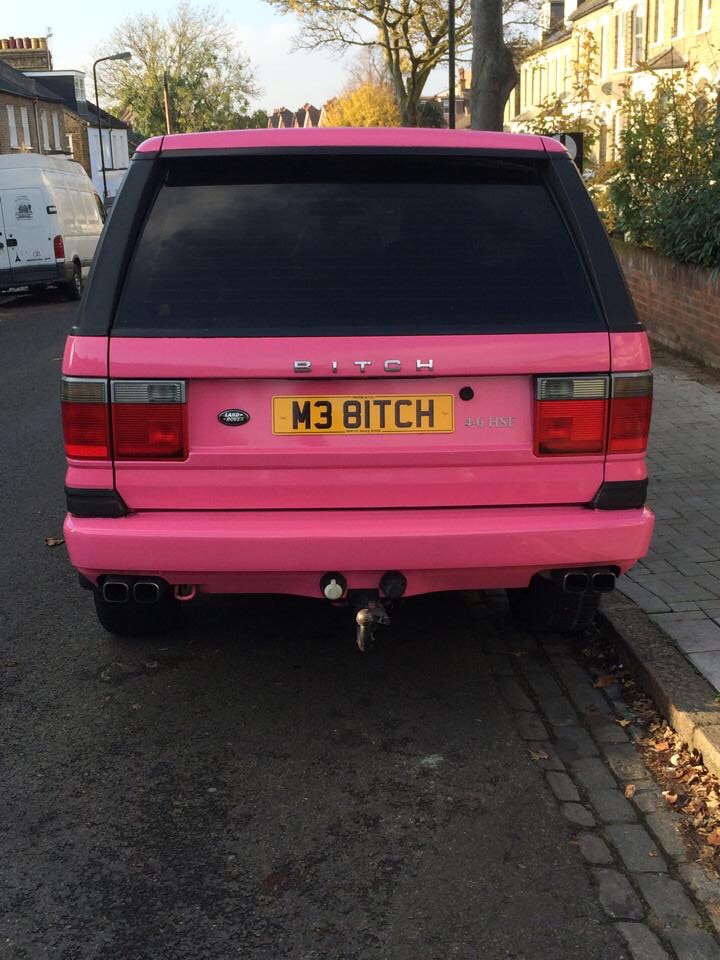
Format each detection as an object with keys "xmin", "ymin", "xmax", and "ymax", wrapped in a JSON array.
[
  {"xmin": 67, "ymin": 134, "xmax": 74, "ymax": 158},
  {"xmin": 74, "ymin": 74, "xmax": 86, "ymax": 104},
  {"xmin": 599, "ymin": 25, "xmax": 605, "ymax": 76},
  {"xmin": 6, "ymin": 105, "xmax": 18, "ymax": 148},
  {"xmin": 614, "ymin": 13, "xmax": 625, "ymax": 68},
  {"xmin": 697, "ymin": 0, "xmax": 711, "ymax": 29},
  {"xmin": 41, "ymin": 111, "xmax": 50, "ymax": 150},
  {"xmin": 20, "ymin": 106, "xmax": 30, "ymax": 147},
  {"xmin": 673, "ymin": 0, "xmax": 685, "ymax": 36},
  {"xmin": 52, "ymin": 113, "xmax": 61, "ymax": 150},
  {"xmin": 654, "ymin": 0, "xmax": 664, "ymax": 40},
  {"xmin": 633, "ymin": 8, "xmax": 645, "ymax": 62}
]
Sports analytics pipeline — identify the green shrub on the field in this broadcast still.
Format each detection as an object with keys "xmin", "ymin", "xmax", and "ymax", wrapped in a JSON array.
[{"xmin": 606, "ymin": 72, "xmax": 720, "ymax": 268}]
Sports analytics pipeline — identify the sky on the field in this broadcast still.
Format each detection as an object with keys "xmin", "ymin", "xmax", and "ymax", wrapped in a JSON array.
[{"xmin": 2, "ymin": 0, "xmax": 356, "ymax": 111}]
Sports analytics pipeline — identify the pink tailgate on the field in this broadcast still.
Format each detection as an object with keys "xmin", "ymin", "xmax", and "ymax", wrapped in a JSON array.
[{"xmin": 106, "ymin": 332, "xmax": 611, "ymax": 511}]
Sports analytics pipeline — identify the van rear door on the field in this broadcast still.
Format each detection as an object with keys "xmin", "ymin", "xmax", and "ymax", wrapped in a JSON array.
[
  {"xmin": 0, "ymin": 194, "xmax": 14, "ymax": 284},
  {"xmin": 0, "ymin": 187, "xmax": 55, "ymax": 284},
  {"xmin": 107, "ymin": 152, "xmax": 611, "ymax": 511}
]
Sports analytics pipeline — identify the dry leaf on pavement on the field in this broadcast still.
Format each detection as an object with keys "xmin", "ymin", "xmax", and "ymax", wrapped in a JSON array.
[
  {"xmin": 45, "ymin": 537, "xmax": 64, "ymax": 547},
  {"xmin": 625, "ymin": 784, "xmax": 636, "ymax": 799}
]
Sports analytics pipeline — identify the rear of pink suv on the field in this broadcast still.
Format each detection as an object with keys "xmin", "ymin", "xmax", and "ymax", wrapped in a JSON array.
[{"xmin": 61, "ymin": 128, "xmax": 653, "ymax": 642}]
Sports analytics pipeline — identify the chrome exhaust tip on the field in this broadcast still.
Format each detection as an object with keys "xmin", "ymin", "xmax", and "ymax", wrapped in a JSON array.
[
  {"xmin": 591, "ymin": 570, "xmax": 617, "ymax": 593},
  {"xmin": 133, "ymin": 581, "xmax": 161, "ymax": 604},
  {"xmin": 102, "ymin": 580, "xmax": 130, "ymax": 604},
  {"xmin": 562, "ymin": 571, "xmax": 590, "ymax": 594}
]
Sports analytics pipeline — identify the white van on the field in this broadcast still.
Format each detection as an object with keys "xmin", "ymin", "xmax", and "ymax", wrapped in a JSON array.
[{"xmin": 0, "ymin": 154, "xmax": 105, "ymax": 299}]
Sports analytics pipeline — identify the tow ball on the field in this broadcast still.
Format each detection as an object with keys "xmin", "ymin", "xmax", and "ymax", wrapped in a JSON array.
[{"xmin": 354, "ymin": 599, "xmax": 390, "ymax": 652}]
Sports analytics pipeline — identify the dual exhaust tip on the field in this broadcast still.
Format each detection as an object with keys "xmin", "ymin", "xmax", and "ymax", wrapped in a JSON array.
[
  {"xmin": 557, "ymin": 568, "xmax": 617, "ymax": 594},
  {"xmin": 101, "ymin": 578, "xmax": 164, "ymax": 604}
]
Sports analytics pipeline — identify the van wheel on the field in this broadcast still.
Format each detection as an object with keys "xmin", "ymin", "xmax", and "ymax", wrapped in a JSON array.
[
  {"xmin": 66, "ymin": 263, "xmax": 83, "ymax": 300},
  {"xmin": 93, "ymin": 591, "xmax": 181, "ymax": 636},
  {"xmin": 507, "ymin": 576, "xmax": 602, "ymax": 634}
]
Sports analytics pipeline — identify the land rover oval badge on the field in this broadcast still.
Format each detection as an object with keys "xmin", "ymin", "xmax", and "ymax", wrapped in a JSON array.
[{"xmin": 218, "ymin": 409, "xmax": 250, "ymax": 426}]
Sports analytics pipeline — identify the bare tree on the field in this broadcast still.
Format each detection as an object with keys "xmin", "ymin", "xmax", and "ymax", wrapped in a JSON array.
[
  {"xmin": 470, "ymin": 0, "xmax": 518, "ymax": 131},
  {"xmin": 265, "ymin": 0, "xmax": 472, "ymax": 126}
]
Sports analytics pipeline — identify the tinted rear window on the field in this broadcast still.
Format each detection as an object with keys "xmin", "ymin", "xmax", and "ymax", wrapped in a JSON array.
[{"xmin": 114, "ymin": 155, "xmax": 604, "ymax": 337}]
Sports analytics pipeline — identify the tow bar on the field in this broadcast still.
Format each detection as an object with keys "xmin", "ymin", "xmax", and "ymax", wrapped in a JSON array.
[{"xmin": 354, "ymin": 596, "xmax": 390, "ymax": 652}]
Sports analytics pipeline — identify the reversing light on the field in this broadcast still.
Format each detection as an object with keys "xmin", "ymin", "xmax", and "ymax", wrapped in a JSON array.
[
  {"xmin": 535, "ymin": 377, "xmax": 608, "ymax": 455},
  {"xmin": 111, "ymin": 380, "xmax": 188, "ymax": 460}
]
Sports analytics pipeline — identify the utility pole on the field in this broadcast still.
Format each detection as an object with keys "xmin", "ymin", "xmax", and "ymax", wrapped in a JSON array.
[
  {"xmin": 448, "ymin": 0, "xmax": 456, "ymax": 129},
  {"xmin": 163, "ymin": 71, "xmax": 173, "ymax": 135}
]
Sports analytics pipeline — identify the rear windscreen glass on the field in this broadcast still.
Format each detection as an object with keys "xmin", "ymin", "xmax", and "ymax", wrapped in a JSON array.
[{"xmin": 114, "ymin": 155, "xmax": 604, "ymax": 337}]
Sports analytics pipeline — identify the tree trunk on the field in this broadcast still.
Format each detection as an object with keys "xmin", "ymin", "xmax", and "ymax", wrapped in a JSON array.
[{"xmin": 470, "ymin": 0, "xmax": 518, "ymax": 131}]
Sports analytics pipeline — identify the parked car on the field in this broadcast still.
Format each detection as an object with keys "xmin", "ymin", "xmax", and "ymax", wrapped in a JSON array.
[
  {"xmin": 0, "ymin": 154, "xmax": 105, "ymax": 299},
  {"xmin": 61, "ymin": 128, "xmax": 654, "ymax": 647}
]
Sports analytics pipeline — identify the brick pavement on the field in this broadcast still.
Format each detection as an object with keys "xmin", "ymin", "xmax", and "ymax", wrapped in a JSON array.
[{"xmin": 616, "ymin": 352, "xmax": 720, "ymax": 690}]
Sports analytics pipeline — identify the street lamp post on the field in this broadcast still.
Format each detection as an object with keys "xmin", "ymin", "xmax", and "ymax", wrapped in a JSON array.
[
  {"xmin": 448, "ymin": 0, "xmax": 456, "ymax": 129},
  {"xmin": 92, "ymin": 51, "xmax": 132, "ymax": 201}
]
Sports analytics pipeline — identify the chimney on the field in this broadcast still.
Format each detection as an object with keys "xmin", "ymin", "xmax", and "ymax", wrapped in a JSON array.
[{"xmin": 0, "ymin": 35, "xmax": 53, "ymax": 70}]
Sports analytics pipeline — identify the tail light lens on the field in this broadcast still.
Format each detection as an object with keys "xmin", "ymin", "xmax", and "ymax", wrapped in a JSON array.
[
  {"xmin": 62, "ymin": 378, "xmax": 187, "ymax": 461},
  {"xmin": 534, "ymin": 373, "xmax": 652, "ymax": 456},
  {"xmin": 53, "ymin": 234, "xmax": 65, "ymax": 259},
  {"xmin": 535, "ymin": 377, "xmax": 608, "ymax": 455},
  {"xmin": 609, "ymin": 373, "xmax": 653, "ymax": 454},
  {"xmin": 61, "ymin": 377, "xmax": 110, "ymax": 458},
  {"xmin": 111, "ymin": 380, "xmax": 187, "ymax": 460}
]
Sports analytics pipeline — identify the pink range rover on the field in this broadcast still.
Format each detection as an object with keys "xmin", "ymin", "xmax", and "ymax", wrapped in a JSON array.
[{"xmin": 61, "ymin": 128, "xmax": 654, "ymax": 648}]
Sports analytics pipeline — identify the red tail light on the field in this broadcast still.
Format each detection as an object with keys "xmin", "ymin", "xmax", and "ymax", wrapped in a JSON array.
[
  {"xmin": 61, "ymin": 378, "xmax": 110, "ymax": 458},
  {"xmin": 53, "ymin": 234, "xmax": 65, "ymax": 259},
  {"xmin": 111, "ymin": 380, "xmax": 187, "ymax": 460},
  {"xmin": 62, "ymin": 378, "xmax": 187, "ymax": 461},
  {"xmin": 535, "ymin": 373, "xmax": 652, "ymax": 456},
  {"xmin": 535, "ymin": 377, "xmax": 608, "ymax": 455},
  {"xmin": 608, "ymin": 373, "xmax": 653, "ymax": 453}
]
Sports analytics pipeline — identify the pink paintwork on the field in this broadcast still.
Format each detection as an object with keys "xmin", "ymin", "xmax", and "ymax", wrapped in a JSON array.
[
  {"xmin": 67, "ymin": 505, "xmax": 654, "ymax": 596},
  {"xmin": 62, "ymin": 132, "xmax": 655, "ymax": 604},
  {"xmin": 136, "ymin": 128, "xmax": 567, "ymax": 155}
]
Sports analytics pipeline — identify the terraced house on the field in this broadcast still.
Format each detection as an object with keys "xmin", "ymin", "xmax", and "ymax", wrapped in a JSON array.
[{"xmin": 505, "ymin": 0, "xmax": 719, "ymax": 162}]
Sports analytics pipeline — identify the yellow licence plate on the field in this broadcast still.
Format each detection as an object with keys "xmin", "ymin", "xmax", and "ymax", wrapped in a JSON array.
[{"xmin": 272, "ymin": 395, "xmax": 454, "ymax": 435}]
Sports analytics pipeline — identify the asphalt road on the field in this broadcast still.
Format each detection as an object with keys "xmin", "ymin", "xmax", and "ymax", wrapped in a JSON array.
[{"xmin": 0, "ymin": 294, "xmax": 628, "ymax": 960}]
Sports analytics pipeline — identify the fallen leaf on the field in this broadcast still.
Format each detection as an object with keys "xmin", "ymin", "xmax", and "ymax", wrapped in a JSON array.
[
  {"xmin": 529, "ymin": 748, "xmax": 549, "ymax": 761},
  {"xmin": 45, "ymin": 537, "xmax": 64, "ymax": 547},
  {"xmin": 663, "ymin": 790, "xmax": 679, "ymax": 804},
  {"xmin": 670, "ymin": 753, "xmax": 682, "ymax": 767},
  {"xmin": 625, "ymin": 784, "xmax": 636, "ymax": 799},
  {"xmin": 617, "ymin": 718, "xmax": 632, "ymax": 727},
  {"xmin": 655, "ymin": 741, "xmax": 671, "ymax": 752},
  {"xmin": 707, "ymin": 829, "xmax": 720, "ymax": 847},
  {"xmin": 593, "ymin": 673, "xmax": 618, "ymax": 688}
]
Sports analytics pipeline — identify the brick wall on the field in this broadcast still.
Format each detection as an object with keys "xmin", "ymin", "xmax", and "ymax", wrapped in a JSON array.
[
  {"xmin": 613, "ymin": 240, "xmax": 720, "ymax": 372},
  {"xmin": 0, "ymin": 93, "xmax": 66, "ymax": 155}
]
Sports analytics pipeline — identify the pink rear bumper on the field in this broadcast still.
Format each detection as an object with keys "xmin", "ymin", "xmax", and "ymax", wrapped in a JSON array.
[{"xmin": 66, "ymin": 506, "xmax": 654, "ymax": 598}]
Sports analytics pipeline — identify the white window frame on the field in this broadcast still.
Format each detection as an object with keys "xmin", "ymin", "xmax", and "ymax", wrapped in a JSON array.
[
  {"xmin": 652, "ymin": 0, "xmax": 664, "ymax": 42},
  {"xmin": 41, "ymin": 110, "xmax": 50, "ymax": 150},
  {"xmin": 20, "ymin": 106, "xmax": 31, "ymax": 147},
  {"xmin": 633, "ymin": 8, "xmax": 645, "ymax": 63},
  {"xmin": 673, "ymin": 0, "xmax": 686, "ymax": 37},
  {"xmin": 52, "ymin": 112, "xmax": 61, "ymax": 150},
  {"xmin": 697, "ymin": 0, "xmax": 711, "ymax": 31},
  {"xmin": 6, "ymin": 104, "xmax": 18, "ymax": 148}
]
